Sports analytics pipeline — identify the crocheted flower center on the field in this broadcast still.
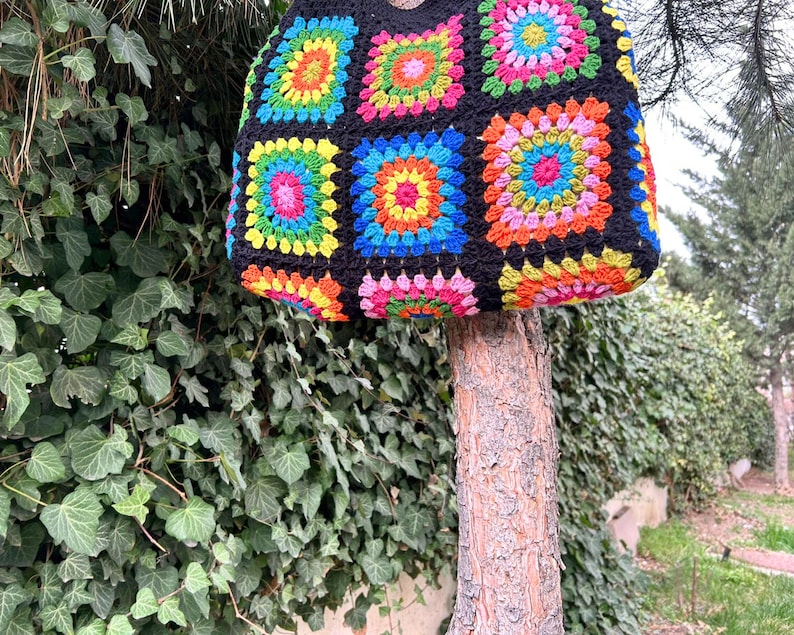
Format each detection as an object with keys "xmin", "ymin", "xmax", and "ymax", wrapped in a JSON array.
[
  {"xmin": 393, "ymin": 49, "xmax": 436, "ymax": 89},
  {"xmin": 530, "ymin": 155, "xmax": 562, "ymax": 187},
  {"xmin": 294, "ymin": 47, "xmax": 334, "ymax": 90},
  {"xmin": 394, "ymin": 180, "xmax": 421, "ymax": 211},
  {"xmin": 271, "ymin": 172, "xmax": 305, "ymax": 220},
  {"xmin": 402, "ymin": 56, "xmax": 427, "ymax": 79},
  {"xmin": 521, "ymin": 23, "xmax": 548, "ymax": 48}
]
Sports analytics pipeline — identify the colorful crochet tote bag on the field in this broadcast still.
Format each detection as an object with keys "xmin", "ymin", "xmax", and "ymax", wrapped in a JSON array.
[{"xmin": 226, "ymin": 0, "xmax": 660, "ymax": 321}]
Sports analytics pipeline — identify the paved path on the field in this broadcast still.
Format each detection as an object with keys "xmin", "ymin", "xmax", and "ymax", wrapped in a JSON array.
[{"xmin": 730, "ymin": 547, "xmax": 794, "ymax": 576}]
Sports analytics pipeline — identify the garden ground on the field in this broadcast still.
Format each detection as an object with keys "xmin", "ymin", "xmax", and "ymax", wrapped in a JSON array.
[{"xmin": 641, "ymin": 467, "xmax": 794, "ymax": 635}]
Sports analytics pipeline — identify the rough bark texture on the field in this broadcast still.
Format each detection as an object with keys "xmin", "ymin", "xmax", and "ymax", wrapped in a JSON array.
[
  {"xmin": 771, "ymin": 363, "xmax": 789, "ymax": 490},
  {"xmin": 445, "ymin": 310, "xmax": 564, "ymax": 635}
]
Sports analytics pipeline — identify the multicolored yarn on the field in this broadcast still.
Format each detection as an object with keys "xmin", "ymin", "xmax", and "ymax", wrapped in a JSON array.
[
  {"xmin": 256, "ymin": 16, "xmax": 358, "ymax": 125},
  {"xmin": 357, "ymin": 15, "xmax": 465, "ymax": 122},
  {"xmin": 359, "ymin": 271, "xmax": 479, "ymax": 318},
  {"xmin": 482, "ymin": 98, "xmax": 612, "ymax": 250},
  {"xmin": 478, "ymin": 0, "xmax": 601, "ymax": 97},
  {"xmin": 351, "ymin": 129, "xmax": 468, "ymax": 258},
  {"xmin": 240, "ymin": 27, "xmax": 279, "ymax": 131},
  {"xmin": 602, "ymin": 0, "xmax": 638, "ymax": 88},
  {"xmin": 243, "ymin": 138, "xmax": 340, "ymax": 258},
  {"xmin": 242, "ymin": 265, "xmax": 348, "ymax": 321},
  {"xmin": 226, "ymin": 152, "xmax": 241, "ymax": 259},
  {"xmin": 499, "ymin": 248, "xmax": 644, "ymax": 308},
  {"xmin": 230, "ymin": 0, "xmax": 659, "ymax": 320},
  {"xmin": 625, "ymin": 102, "xmax": 659, "ymax": 252}
]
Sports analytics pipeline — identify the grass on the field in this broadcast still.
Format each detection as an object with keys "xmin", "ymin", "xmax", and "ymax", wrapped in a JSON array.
[
  {"xmin": 755, "ymin": 522, "xmax": 794, "ymax": 554},
  {"xmin": 640, "ymin": 522, "xmax": 794, "ymax": 635}
]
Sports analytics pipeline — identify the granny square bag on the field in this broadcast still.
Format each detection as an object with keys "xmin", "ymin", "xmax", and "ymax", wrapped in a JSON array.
[{"xmin": 226, "ymin": 0, "xmax": 660, "ymax": 321}]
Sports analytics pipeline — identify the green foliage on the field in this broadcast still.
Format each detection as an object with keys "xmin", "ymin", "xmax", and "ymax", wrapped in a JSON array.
[
  {"xmin": 0, "ymin": 2, "xmax": 773, "ymax": 634},
  {"xmin": 755, "ymin": 523, "xmax": 794, "ymax": 555},
  {"xmin": 546, "ymin": 279, "xmax": 773, "ymax": 633}
]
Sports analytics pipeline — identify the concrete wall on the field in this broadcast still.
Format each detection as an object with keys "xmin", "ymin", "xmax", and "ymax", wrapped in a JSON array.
[
  {"xmin": 605, "ymin": 477, "xmax": 668, "ymax": 554},
  {"xmin": 605, "ymin": 477, "xmax": 668, "ymax": 529}
]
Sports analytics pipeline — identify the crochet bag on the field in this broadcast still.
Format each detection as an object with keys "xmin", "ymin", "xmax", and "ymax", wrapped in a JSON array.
[{"xmin": 226, "ymin": 0, "xmax": 660, "ymax": 321}]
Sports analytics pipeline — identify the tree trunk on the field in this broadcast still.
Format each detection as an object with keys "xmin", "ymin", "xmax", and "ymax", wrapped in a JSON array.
[
  {"xmin": 445, "ymin": 310, "xmax": 564, "ymax": 635},
  {"xmin": 771, "ymin": 363, "xmax": 789, "ymax": 490}
]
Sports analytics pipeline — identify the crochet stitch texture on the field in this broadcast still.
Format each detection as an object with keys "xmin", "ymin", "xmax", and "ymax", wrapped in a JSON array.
[{"xmin": 229, "ymin": 0, "xmax": 660, "ymax": 321}]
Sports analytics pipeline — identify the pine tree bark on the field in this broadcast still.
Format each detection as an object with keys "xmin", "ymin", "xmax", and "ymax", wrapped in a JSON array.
[
  {"xmin": 771, "ymin": 363, "xmax": 789, "ymax": 490},
  {"xmin": 445, "ymin": 310, "xmax": 564, "ymax": 635}
]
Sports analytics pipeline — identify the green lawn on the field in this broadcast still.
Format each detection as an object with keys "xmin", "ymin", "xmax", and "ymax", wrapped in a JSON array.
[{"xmin": 640, "ymin": 521, "xmax": 794, "ymax": 635}]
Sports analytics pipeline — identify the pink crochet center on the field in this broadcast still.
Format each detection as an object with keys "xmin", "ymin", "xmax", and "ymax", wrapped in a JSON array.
[{"xmin": 270, "ymin": 172, "xmax": 305, "ymax": 220}]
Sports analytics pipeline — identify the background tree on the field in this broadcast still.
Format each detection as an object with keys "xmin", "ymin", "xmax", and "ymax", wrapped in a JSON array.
[{"xmin": 667, "ymin": 117, "xmax": 794, "ymax": 488}]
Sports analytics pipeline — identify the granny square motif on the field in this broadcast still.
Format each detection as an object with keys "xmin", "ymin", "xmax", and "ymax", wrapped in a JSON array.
[{"xmin": 229, "ymin": 0, "xmax": 660, "ymax": 321}]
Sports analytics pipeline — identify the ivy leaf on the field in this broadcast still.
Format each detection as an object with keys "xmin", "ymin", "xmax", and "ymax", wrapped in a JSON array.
[
  {"xmin": 344, "ymin": 594, "xmax": 371, "ymax": 631},
  {"xmin": 0, "ymin": 130, "xmax": 9, "ymax": 159},
  {"xmin": 6, "ymin": 607, "xmax": 35, "ymax": 635},
  {"xmin": 106, "ymin": 615, "xmax": 134, "ymax": 635},
  {"xmin": 0, "ymin": 584, "xmax": 28, "ymax": 632},
  {"xmin": 156, "ymin": 330, "xmax": 188, "ymax": 357},
  {"xmin": 109, "ymin": 233, "xmax": 168, "ymax": 278},
  {"xmin": 141, "ymin": 363, "xmax": 171, "ymax": 402},
  {"xmin": 31, "ymin": 290, "xmax": 62, "ymax": 324},
  {"xmin": 111, "ymin": 485, "xmax": 150, "ymax": 524},
  {"xmin": 130, "ymin": 588, "xmax": 158, "ymax": 619},
  {"xmin": 42, "ymin": 0, "xmax": 70, "ymax": 32},
  {"xmin": 108, "ymin": 372, "xmax": 138, "ymax": 404},
  {"xmin": 165, "ymin": 498, "xmax": 216, "ymax": 544},
  {"xmin": 62, "ymin": 48, "xmax": 96, "ymax": 82},
  {"xmin": 0, "ymin": 46, "xmax": 36, "ymax": 76},
  {"xmin": 40, "ymin": 488, "xmax": 103, "ymax": 554},
  {"xmin": 184, "ymin": 562, "xmax": 211, "ymax": 594},
  {"xmin": 56, "ymin": 220, "xmax": 92, "ymax": 270},
  {"xmin": 0, "ymin": 489, "xmax": 10, "ymax": 539},
  {"xmin": 198, "ymin": 414, "xmax": 237, "ymax": 455},
  {"xmin": 85, "ymin": 192, "xmax": 112, "ymax": 224},
  {"xmin": 50, "ymin": 365, "xmax": 107, "ymax": 408},
  {"xmin": 57, "ymin": 553, "xmax": 92, "ymax": 582},
  {"xmin": 179, "ymin": 374, "xmax": 209, "ymax": 407},
  {"xmin": 167, "ymin": 423, "xmax": 200, "ymax": 446},
  {"xmin": 106, "ymin": 25, "xmax": 157, "ymax": 87},
  {"xmin": 115, "ymin": 93, "xmax": 148, "ymax": 125},
  {"xmin": 0, "ymin": 353, "xmax": 45, "ymax": 429},
  {"xmin": 0, "ymin": 236, "xmax": 12, "ymax": 259},
  {"xmin": 109, "ymin": 324, "xmax": 148, "ymax": 350},
  {"xmin": 157, "ymin": 596, "xmax": 187, "ymax": 627},
  {"xmin": 0, "ymin": 308, "xmax": 16, "ymax": 351},
  {"xmin": 25, "ymin": 441, "xmax": 66, "ymax": 483},
  {"xmin": 112, "ymin": 279, "xmax": 163, "ymax": 325},
  {"xmin": 244, "ymin": 476, "xmax": 285, "ymax": 523},
  {"xmin": 54, "ymin": 271, "xmax": 113, "ymax": 312},
  {"xmin": 60, "ymin": 308, "xmax": 102, "ymax": 354},
  {"xmin": 76, "ymin": 619, "xmax": 106, "ymax": 635},
  {"xmin": 360, "ymin": 553, "xmax": 394, "ymax": 585},
  {"xmin": 70, "ymin": 425, "xmax": 133, "ymax": 481},
  {"xmin": 0, "ymin": 18, "xmax": 38, "ymax": 47},
  {"xmin": 39, "ymin": 601, "xmax": 72, "ymax": 634},
  {"xmin": 268, "ymin": 441, "xmax": 310, "ymax": 485}
]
